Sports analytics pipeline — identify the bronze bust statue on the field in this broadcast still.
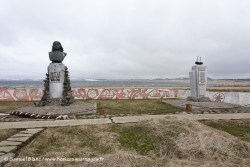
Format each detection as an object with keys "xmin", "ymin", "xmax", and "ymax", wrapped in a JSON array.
[{"xmin": 49, "ymin": 41, "xmax": 67, "ymax": 63}]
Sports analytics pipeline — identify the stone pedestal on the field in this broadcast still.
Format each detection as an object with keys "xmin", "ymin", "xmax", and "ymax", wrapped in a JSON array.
[
  {"xmin": 34, "ymin": 64, "xmax": 74, "ymax": 107},
  {"xmin": 34, "ymin": 41, "xmax": 75, "ymax": 107},
  {"xmin": 189, "ymin": 65, "xmax": 207, "ymax": 97},
  {"xmin": 48, "ymin": 63, "xmax": 65, "ymax": 98}
]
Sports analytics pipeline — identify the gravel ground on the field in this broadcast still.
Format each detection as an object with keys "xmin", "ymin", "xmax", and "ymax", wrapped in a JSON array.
[
  {"xmin": 0, "ymin": 101, "xmax": 97, "ymax": 122},
  {"xmin": 7, "ymin": 101, "xmax": 97, "ymax": 115}
]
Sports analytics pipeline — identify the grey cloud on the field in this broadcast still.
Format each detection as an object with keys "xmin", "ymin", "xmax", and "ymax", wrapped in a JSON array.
[{"xmin": 0, "ymin": 0, "xmax": 250, "ymax": 79}]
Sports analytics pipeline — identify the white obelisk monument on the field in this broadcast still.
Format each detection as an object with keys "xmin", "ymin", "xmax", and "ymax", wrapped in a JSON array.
[{"xmin": 189, "ymin": 57, "xmax": 207, "ymax": 97}]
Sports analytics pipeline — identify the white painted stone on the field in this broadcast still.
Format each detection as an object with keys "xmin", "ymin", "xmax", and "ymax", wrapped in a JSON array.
[
  {"xmin": 48, "ymin": 63, "xmax": 65, "ymax": 98},
  {"xmin": 0, "ymin": 114, "xmax": 9, "ymax": 116}
]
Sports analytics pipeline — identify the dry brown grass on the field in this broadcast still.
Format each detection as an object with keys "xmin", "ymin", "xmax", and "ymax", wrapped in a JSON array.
[
  {"xmin": 0, "ymin": 101, "xmax": 33, "ymax": 113},
  {"xmin": 92, "ymin": 99, "xmax": 182, "ymax": 115},
  {"xmin": 201, "ymin": 119, "xmax": 250, "ymax": 142},
  {"xmin": 175, "ymin": 119, "xmax": 250, "ymax": 166},
  {"xmin": 4, "ymin": 117, "xmax": 250, "ymax": 167},
  {"xmin": 0, "ymin": 129, "xmax": 20, "ymax": 141}
]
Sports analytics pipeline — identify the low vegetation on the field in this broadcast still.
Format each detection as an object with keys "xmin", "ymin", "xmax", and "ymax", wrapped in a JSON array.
[
  {"xmin": 89, "ymin": 99, "xmax": 183, "ymax": 115},
  {"xmin": 2, "ymin": 99, "xmax": 250, "ymax": 166},
  {"xmin": 0, "ymin": 129, "xmax": 20, "ymax": 141},
  {"xmin": 201, "ymin": 119, "xmax": 250, "ymax": 142},
  {"xmin": 5, "ymin": 117, "xmax": 250, "ymax": 167},
  {"xmin": 0, "ymin": 101, "xmax": 32, "ymax": 113}
]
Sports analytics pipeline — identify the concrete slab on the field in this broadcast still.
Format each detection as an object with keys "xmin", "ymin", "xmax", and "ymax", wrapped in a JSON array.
[
  {"xmin": 0, "ymin": 141, "xmax": 22, "ymax": 146},
  {"xmin": 0, "ymin": 146, "xmax": 17, "ymax": 152},
  {"xmin": 0, "ymin": 118, "xmax": 112, "ymax": 129},
  {"xmin": 173, "ymin": 113, "xmax": 250, "ymax": 120},
  {"xmin": 112, "ymin": 113, "xmax": 250, "ymax": 123},
  {"xmin": 11, "ymin": 134, "xmax": 33, "ymax": 137},
  {"xmin": 112, "ymin": 115, "xmax": 167, "ymax": 123},
  {"xmin": 20, "ymin": 128, "xmax": 44, "ymax": 134},
  {"xmin": 7, "ymin": 137, "xmax": 30, "ymax": 142},
  {"xmin": 0, "ymin": 153, "xmax": 15, "ymax": 165}
]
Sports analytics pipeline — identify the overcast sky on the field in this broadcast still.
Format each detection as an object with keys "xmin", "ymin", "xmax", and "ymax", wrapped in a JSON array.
[{"xmin": 1, "ymin": 0, "xmax": 250, "ymax": 80}]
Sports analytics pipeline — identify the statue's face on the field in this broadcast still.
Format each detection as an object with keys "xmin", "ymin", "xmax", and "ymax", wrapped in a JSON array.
[{"xmin": 53, "ymin": 42, "xmax": 61, "ymax": 51}]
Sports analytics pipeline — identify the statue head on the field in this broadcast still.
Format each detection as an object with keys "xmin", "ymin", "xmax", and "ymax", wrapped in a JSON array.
[
  {"xmin": 52, "ymin": 41, "xmax": 64, "ymax": 52},
  {"xmin": 49, "ymin": 41, "xmax": 67, "ymax": 63}
]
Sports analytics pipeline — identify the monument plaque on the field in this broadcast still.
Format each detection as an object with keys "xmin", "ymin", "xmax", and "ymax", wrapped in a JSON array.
[
  {"xmin": 48, "ymin": 63, "xmax": 65, "ymax": 98},
  {"xmin": 199, "ymin": 71, "xmax": 206, "ymax": 84}
]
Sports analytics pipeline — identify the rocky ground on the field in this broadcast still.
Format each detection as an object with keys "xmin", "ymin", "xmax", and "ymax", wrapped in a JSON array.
[{"xmin": 0, "ymin": 101, "xmax": 97, "ymax": 122}]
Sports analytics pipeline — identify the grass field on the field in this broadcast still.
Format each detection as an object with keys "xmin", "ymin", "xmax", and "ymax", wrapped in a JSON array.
[
  {"xmin": 0, "ymin": 129, "xmax": 21, "ymax": 141},
  {"xmin": 90, "ymin": 99, "xmax": 183, "ymax": 115},
  {"xmin": 4, "ymin": 118, "xmax": 250, "ymax": 167},
  {"xmin": 1, "ymin": 99, "xmax": 250, "ymax": 166},
  {"xmin": 0, "ymin": 101, "xmax": 33, "ymax": 113},
  {"xmin": 200, "ymin": 119, "xmax": 250, "ymax": 142},
  {"xmin": 0, "ymin": 99, "xmax": 183, "ymax": 115}
]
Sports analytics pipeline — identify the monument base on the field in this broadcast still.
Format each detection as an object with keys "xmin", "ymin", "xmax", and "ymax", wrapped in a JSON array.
[
  {"xmin": 34, "ymin": 64, "xmax": 75, "ymax": 107},
  {"xmin": 186, "ymin": 96, "xmax": 211, "ymax": 102}
]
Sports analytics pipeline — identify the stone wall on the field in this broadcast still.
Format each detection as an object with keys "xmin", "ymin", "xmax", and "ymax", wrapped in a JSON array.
[
  {"xmin": 177, "ymin": 90, "xmax": 250, "ymax": 106},
  {"xmin": 0, "ymin": 88, "xmax": 178, "ymax": 101},
  {"xmin": 1, "ymin": 88, "xmax": 249, "ymax": 106}
]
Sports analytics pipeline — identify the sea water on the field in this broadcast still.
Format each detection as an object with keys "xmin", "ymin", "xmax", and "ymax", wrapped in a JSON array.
[{"xmin": 0, "ymin": 80, "xmax": 192, "ymax": 88}]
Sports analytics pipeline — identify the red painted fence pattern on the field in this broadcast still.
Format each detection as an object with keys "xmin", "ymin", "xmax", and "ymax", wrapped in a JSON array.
[{"xmin": 0, "ymin": 88, "xmax": 178, "ymax": 101}]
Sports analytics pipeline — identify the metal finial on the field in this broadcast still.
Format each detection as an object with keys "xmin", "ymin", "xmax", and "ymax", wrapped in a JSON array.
[{"xmin": 195, "ymin": 56, "xmax": 203, "ymax": 65}]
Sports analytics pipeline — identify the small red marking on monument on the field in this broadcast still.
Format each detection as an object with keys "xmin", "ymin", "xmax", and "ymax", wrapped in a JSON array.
[
  {"xmin": 0, "ymin": 89, "xmax": 14, "ymax": 101},
  {"xmin": 29, "ymin": 89, "xmax": 43, "ymax": 100},
  {"xmin": 72, "ymin": 89, "xmax": 82, "ymax": 98},
  {"xmin": 128, "ymin": 89, "xmax": 147, "ymax": 99},
  {"xmin": 99, "ymin": 89, "xmax": 115, "ymax": 99},
  {"xmin": 147, "ymin": 90, "xmax": 162, "ymax": 97},
  {"xmin": 13, "ymin": 89, "xmax": 29, "ymax": 101},
  {"xmin": 162, "ymin": 90, "xmax": 171, "ymax": 97},
  {"xmin": 146, "ymin": 89, "xmax": 171, "ymax": 98},
  {"xmin": 112, "ymin": 89, "xmax": 128, "ymax": 99},
  {"xmin": 213, "ymin": 93, "xmax": 225, "ymax": 102},
  {"xmin": 78, "ymin": 88, "xmax": 87, "ymax": 99},
  {"xmin": 87, "ymin": 89, "xmax": 99, "ymax": 99},
  {"xmin": 171, "ymin": 89, "xmax": 178, "ymax": 97}
]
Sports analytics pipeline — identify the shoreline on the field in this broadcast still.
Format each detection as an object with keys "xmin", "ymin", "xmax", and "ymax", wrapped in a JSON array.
[{"xmin": 1, "ymin": 86, "xmax": 250, "ymax": 92}]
